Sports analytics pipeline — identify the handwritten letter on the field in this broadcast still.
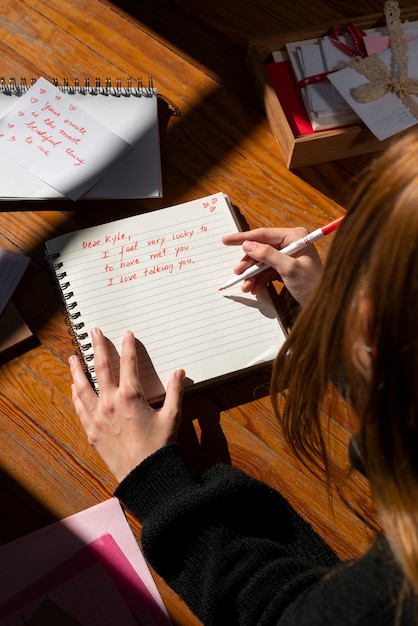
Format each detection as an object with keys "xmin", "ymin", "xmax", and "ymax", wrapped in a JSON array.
[
  {"xmin": 0, "ymin": 77, "xmax": 132, "ymax": 199},
  {"xmin": 45, "ymin": 193, "xmax": 286, "ymax": 402}
]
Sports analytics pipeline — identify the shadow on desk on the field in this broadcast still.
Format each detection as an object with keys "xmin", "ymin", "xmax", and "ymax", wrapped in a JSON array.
[
  {"xmin": 1, "ymin": 467, "xmax": 58, "ymax": 545},
  {"xmin": 179, "ymin": 365, "xmax": 274, "ymax": 476}
]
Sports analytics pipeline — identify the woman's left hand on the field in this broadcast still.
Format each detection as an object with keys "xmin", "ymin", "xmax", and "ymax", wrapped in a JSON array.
[{"xmin": 69, "ymin": 327, "xmax": 185, "ymax": 482}]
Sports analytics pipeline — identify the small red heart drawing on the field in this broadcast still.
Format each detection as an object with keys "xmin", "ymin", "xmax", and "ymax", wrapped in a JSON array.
[
  {"xmin": 30, "ymin": 97, "xmax": 38, "ymax": 104},
  {"xmin": 203, "ymin": 202, "xmax": 209, "ymax": 208},
  {"xmin": 40, "ymin": 88, "xmax": 46, "ymax": 94},
  {"xmin": 18, "ymin": 111, "xmax": 24, "ymax": 117},
  {"xmin": 7, "ymin": 123, "xmax": 14, "ymax": 129},
  {"xmin": 69, "ymin": 104, "xmax": 77, "ymax": 111},
  {"xmin": 8, "ymin": 136, "xmax": 16, "ymax": 142},
  {"xmin": 55, "ymin": 95, "xmax": 61, "ymax": 100},
  {"xmin": 0, "ymin": 134, "xmax": 4, "ymax": 138}
]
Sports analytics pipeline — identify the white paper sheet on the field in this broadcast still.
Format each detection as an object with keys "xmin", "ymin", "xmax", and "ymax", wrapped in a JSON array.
[
  {"xmin": 0, "ymin": 79, "xmax": 162, "ymax": 200},
  {"xmin": 328, "ymin": 37, "xmax": 418, "ymax": 140},
  {"xmin": 0, "ymin": 78, "xmax": 132, "ymax": 200}
]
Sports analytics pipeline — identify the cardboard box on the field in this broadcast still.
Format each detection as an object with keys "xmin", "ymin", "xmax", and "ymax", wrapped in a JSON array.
[{"xmin": 247, "ymin": 9, "xmax": 418, "ymax": 168}]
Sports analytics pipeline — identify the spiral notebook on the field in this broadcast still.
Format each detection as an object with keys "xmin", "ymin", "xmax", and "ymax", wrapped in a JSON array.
[
  {"xmin": 0, "ymin": 77, "xmax": 162, "ymax": 200},
  {"xmin": 45, "ymin": 192, "xmax": 286, "ymax": 403}
]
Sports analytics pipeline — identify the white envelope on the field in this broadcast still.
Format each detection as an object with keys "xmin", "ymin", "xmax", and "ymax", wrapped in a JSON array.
[{"xmin": 328, "ymin": 37, "xmax": 418, "ymax": 140}]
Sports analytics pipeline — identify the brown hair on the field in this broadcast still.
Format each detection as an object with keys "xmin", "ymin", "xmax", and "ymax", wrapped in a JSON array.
[{"xmin": 271, "ymin": 128, "xmax": 418, "ymax": 592}]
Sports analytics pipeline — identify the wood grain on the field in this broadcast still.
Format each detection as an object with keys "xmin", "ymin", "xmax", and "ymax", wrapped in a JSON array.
[{"xmin": 1, "ymin": 1, "xmax": 414, "ymax": 623}]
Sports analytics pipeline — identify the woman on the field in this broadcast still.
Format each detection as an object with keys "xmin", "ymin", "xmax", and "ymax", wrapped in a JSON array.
[{"xmin": 69, "ymin": 129, "xmax": 418, "ymax": 624}]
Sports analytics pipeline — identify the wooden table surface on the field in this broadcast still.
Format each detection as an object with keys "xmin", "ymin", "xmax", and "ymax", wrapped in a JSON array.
[{"xmin": 1, "ymin": 1, "xmax": 416, "ymax": 623}]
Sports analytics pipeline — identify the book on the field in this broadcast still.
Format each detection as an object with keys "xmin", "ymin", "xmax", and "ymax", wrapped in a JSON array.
[
  {"xmin": 0, "ymin": 498, "xmax": 171, "ymax": 625},
  {"xmin": 283, "ymin": 39, "xmax": 359, "ymax": 131},
  {"xmin": 0, "ymin": 301, "xmax": 34, "ymax": 362},
  {"xmin": 45, "ymin": 192, "xmax": 286, "ymax": 403},
  {"xmin": 264, "ymin": 56, "xmax": 314, "ymax": 137},
  {"xmin": 0, "ymin": 247, "xmax": 33, "ymax": 359},
  {"xmin": 0, "ymin": 535, "xmax": 170, "ymax": 625},
  {"xmin": 0, "ymin": 77, "xmax": 162, "ymax": 200},
  {"xmin": 0, "ymin": 246, "xmax": 29, "ymax": 316}
]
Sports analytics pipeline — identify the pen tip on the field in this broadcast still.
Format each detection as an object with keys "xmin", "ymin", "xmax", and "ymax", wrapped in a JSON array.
[{"xmin": 218, "ymin": 287, "xmax": 224, "ymax": 291}]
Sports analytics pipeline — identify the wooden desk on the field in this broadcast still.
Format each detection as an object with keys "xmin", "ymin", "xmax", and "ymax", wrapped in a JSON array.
[{"xmin": 0, "ymin": 1, "xmax": 414, "ymax": 623}]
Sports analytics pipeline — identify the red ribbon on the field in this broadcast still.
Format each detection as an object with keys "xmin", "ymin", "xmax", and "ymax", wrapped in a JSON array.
[
  {"xmin": 298, "ymin": 23, "xmax": 367, "ymax": 89},
  {"xmin": 298, "ymin": 70, "xmax": 335, "ymax": 89},
  {"xmin": 329, "ymin": 23, "xmax": 367, "ymax": 58}
]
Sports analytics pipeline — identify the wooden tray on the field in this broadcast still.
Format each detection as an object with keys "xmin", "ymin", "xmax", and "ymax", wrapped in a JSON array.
[{"xmin": 247, "ymin": 9, "xmax": 418, "ymax": 168}]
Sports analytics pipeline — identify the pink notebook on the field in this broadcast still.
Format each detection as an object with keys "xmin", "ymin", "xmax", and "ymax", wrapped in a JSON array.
[
  {"xmin": 0, "ymin": 498, "xmax": 171, "ymax": 625},
  {"xmin": 0, "ymin": 533, "xmax": 171, "ymax": 625}
]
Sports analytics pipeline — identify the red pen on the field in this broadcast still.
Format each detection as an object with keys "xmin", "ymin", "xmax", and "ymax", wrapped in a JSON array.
[{"xmin": 219, "ymin": 215, "xmax": 345, "ymax": 290}]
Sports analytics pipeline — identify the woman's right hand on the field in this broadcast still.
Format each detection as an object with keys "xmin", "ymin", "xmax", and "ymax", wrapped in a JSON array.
[{"xmin": 222, "ymin": 227, "xmax": 323, "ymax": 305}]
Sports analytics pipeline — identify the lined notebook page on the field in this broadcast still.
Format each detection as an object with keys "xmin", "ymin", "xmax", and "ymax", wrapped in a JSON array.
[{"xmin": 46, "ymin": 193, "xmax": 286, "ymax": 402}]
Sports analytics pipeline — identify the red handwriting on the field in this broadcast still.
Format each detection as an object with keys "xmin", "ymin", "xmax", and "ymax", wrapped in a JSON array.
[
  {"xmin": 103, "ymin": 241, "xmax": 141, "ymax": 273},
  {"xmin": 107, "ymin": 272, "xmax": 139, "ymax": 285},
  {"xmin": 83, "ymin": 222, "xmax": 212, "ymax": 287},
  {"xmin": 120, "ymin": 257, "xmax": 140, "ymax": 268},
  {"xmin": 119, "ymin": 241, "xmax": 138, "ymax": 260},
  {"xmin": 147, "ymin": 237, "xmax": 165, "ymax": 247},
  {"xmin": 120, "ymin": 272, "xmax": 137, "ymax": 283},
  {"xmin": 44, "ymin": 117, "xmax": 56, "ymax": 129},
  {"xmin": 105, "ymin": 232, "xmax": 129, "ymax": 246},
  {"xmin": 63, "ymin": 119, "xmax": 87, "ymax": 135},
  {"xmin": 143, "ymin": 263, "xmax": 174, "ymax": 277},
  {"xmin": 175, "ymin": 244, "xmax": 188, "ymax": 257},
  {"xmin": 150, "ymin": 249, "xmax": 167, "ymax": 259},
  {"xmin": 18, "ymin": 97, "xmax": 90, "ymax": 166},
  {"xmin": 203, "ymin": 196, "xmax": 217, "ymax": 212},
  {"xmin": 65, "ymin": 147, "xmax": 85, "ymax": 166},
  {"xmin": 41, "ymin": 102, "xmax": 61, "ymax": 117},
  {"xmin": 178, "ymin": 258, "xmax": 194, "ymax": 270},
  {"xmin": 24, "ymin": 120, "xmax": 62, "ymax": 146},
  {"xmin": 172, "ymin": 228, "xmax": 194, "ymax": 240},
  {"xmin": 59, "ymin": 129, "xmax": 82, "ymax": 144}
]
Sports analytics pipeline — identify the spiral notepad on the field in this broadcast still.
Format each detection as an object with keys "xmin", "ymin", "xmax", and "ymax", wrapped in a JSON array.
[
  {"xmin": 0, "ymin": 77, "xmax": 162, "ymax": 200},
  {"xmin": 45, "ymin": 192, "xmax": 286, "ymax": 404}
]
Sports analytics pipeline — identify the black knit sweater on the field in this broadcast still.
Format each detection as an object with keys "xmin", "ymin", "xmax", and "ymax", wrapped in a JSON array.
[{"xmin": 115, "ymin": 443, "xmax": 415, "ymax": 625}]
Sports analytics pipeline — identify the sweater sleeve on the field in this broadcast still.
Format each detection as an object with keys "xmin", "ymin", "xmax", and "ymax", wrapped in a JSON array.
[{"xmin": 115, "ymin": 443, "xmax": 339, "ymax": 625}]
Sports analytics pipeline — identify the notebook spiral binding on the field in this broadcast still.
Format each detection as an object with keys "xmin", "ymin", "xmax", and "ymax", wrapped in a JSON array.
[
  {"xmin": 46, "ymin": 252, "xmax": 96, "ymax": 381},
  {"xmin": 0, "ymin": 76, "xmax": 155, "ymax": 97}
]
